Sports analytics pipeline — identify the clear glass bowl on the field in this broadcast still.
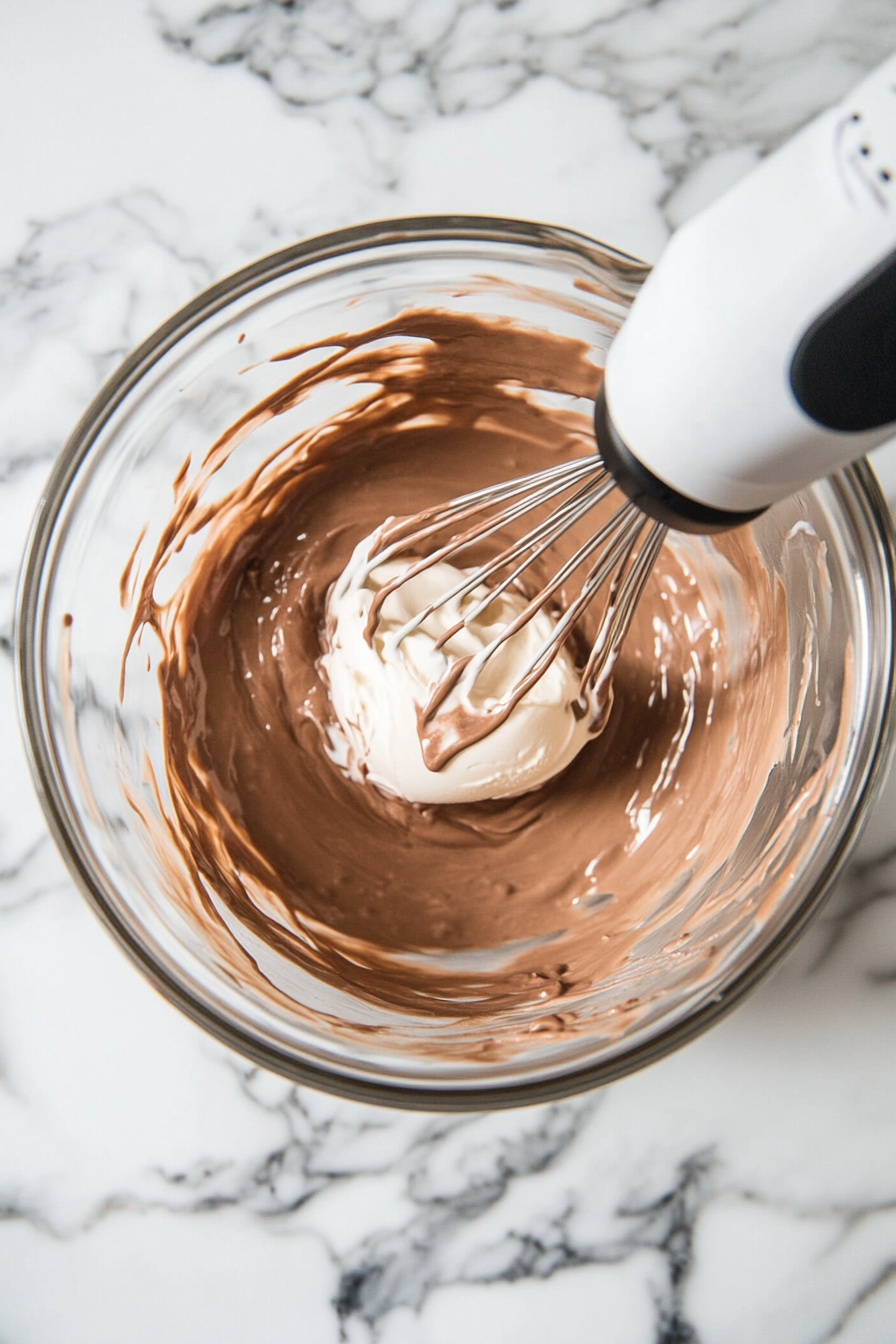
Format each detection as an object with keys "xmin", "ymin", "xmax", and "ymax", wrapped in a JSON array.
[{"xmin": 16, "ymin": 217, "xmax": 896, "ymax": 1110}]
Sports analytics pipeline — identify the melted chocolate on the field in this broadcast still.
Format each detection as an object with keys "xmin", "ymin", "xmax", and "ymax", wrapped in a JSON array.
[{"xmin": 128, "ymin": 310, "xmax": 791, "ymax": 1036}]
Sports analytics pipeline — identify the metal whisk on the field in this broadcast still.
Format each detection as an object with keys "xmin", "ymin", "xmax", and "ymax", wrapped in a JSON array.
[
  {"xmin": 358, "ymin": 453, "xmax": 668, "ymax": 740},
  {"xmin": 353, "ymin": 51, "xmax": 896, "ymax": 759}
]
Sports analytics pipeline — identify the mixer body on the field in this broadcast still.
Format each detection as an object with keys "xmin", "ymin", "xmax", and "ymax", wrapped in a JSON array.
[{"xmin": 598, "ymin": 53, "xmax": 896, "ymax": 524}]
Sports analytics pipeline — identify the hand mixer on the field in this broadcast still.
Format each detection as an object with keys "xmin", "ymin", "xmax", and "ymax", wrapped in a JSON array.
[{"xmin": 362, "ymin": 55, "xmax": 896, "ymax": 754}]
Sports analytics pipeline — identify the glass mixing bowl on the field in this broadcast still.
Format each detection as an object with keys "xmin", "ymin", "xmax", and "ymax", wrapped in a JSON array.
[{"xmin": 16, "ymin": 217, "xmax": 896, "ymax": 1110}]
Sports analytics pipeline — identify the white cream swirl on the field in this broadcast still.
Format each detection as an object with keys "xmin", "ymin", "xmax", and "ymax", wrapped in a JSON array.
[{"xmin": 320, "ymin": 534, "xmax": 596, "ymax": 804}]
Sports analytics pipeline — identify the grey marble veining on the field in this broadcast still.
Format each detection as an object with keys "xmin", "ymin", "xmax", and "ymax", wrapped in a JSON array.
[
  {"xmin": 1, "ymin": 2, "xmax": 896, "ymax": 1340},
  {"xmin": 156, "ymin": 0, "xmax": 896, "ymax": 224}
]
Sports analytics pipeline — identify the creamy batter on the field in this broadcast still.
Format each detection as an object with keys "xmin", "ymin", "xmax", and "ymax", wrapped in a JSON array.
[
  {"xmin": 128, "ymin": 309, "xmax": 793, "ymax": 1034},
  {"xmin": 322, "ymin": 543, "xmax": 603, "ymax": 803}
]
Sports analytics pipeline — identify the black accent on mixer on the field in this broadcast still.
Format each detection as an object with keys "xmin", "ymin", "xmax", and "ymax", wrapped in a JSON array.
[
  {"xmin": 592, "ymin": 385, "xmax": 767, "ymax": 535},
  {"xmin": 790, "ymin": 245, "xmax": 896, "ymax": 433}
]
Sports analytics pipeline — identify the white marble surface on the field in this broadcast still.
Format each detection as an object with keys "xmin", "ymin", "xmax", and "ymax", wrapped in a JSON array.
[{"xmin": 2, "ymin": 2, "xmax": 896, "ymax": 1340}]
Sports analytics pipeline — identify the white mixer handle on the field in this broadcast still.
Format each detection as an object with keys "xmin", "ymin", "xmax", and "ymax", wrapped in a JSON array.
[{"xmin": 598, "ymin": 53, "xmax": 896, "ymax": 528}]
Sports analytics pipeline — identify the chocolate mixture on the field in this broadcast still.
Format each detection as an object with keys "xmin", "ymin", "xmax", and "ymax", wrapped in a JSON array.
[{"xmin": 129, "ymin": 310, "xmax": 791, "ymax": 1033}]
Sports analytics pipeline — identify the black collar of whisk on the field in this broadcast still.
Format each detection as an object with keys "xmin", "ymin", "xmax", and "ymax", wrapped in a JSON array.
[{"xmin": 593, "ymin": 384, "xmax": 767, "ymax": 535}]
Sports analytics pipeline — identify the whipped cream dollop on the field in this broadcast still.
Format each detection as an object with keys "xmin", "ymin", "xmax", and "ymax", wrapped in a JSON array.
[{"xmin": 320, "ymin": 533, "xmax": 597, "ymax": 804}]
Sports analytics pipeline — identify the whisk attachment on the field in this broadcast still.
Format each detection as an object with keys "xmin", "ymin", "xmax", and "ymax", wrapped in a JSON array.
[{"xmin": 359, "ymin": 455, "xmax": 668, "ymax": 760}]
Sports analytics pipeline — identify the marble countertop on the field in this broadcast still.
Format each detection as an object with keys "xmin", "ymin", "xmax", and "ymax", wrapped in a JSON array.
[{"xmin": 2, "ymin": 3, "xmax": 896, "ymax": 1340}]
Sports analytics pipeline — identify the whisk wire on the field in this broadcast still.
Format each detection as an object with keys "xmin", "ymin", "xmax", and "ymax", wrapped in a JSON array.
[
  {"xmin": 363, "ymin": 456, "xmax": 601, "ymax": 581},
  {"xmin": 425, "ymin": 498, "xmax": 646, "ymax": 712},
  {"xmin": 361, "ymin": 453, "xmax": 670, "ymax": 744},
  {"xmin": 505, "ymin": 501, "xmax": 651, "ymax": 690},
  {"xmin": 443, "ymin": 474, "xmax": 616, "ymax": 631},
  {"xmin": 383, "ymin": 472, "xmax": 616, "ymax": 655},
  {"xmin": 366, "ymin": 458, "xmax": 608, "ymax": 643},
  {"xmin": 581, "ymin": 518, "xmax": 668, "ymax": 689}
]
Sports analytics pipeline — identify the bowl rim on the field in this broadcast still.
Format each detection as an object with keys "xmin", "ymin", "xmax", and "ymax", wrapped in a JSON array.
[{"xmin": 15, "ymin": 215, "xmax": 896, "ymax": 1111}]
